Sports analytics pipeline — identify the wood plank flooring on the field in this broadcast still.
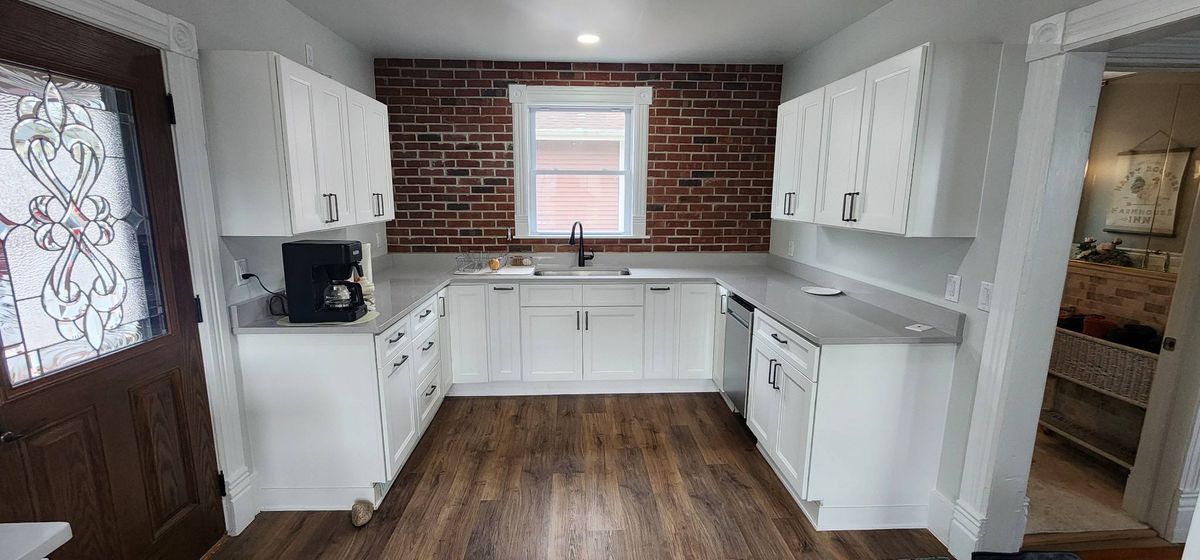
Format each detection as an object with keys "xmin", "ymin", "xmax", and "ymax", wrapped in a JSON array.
[{"xmin": 212, "ymin": 393, "xmax": 951, "ymax": 559}]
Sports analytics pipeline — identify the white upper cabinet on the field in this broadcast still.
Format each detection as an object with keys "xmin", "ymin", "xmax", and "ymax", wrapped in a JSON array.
[
  {"xmin": 813, "ymin": 71, "xmax": 865, "ymax": 227},
  {"xmin": 347, "ymin": 88, "xmax": 397, "ymax": 225},
  {"xmin": 201, "ymin": 51, "xmax": 394, "ymax": 236},
  {"xmin": 771, "ymin": 89, "xmax": 823, "ymax": 223},
  {"xmin": 780, "ymin": 43, "xmax": 1001, "ymax": 237}
]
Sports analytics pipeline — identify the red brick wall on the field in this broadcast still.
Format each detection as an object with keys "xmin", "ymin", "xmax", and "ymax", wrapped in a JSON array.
[{"xmin": 373, "ymin": 59, "xmax": 782, "ymax": 253}]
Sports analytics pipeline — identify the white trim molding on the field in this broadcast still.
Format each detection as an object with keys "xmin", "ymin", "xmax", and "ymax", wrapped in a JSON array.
[
  {"xmin": 508, "ymin": 84, "xmax": 652, "ymax": 239},
  {"xmin": 24, "ymin": 0, "xmax": 255, "ymax": 535}
]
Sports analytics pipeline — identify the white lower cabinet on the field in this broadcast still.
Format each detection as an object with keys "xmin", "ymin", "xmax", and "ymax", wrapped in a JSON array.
[
  {"xmin": 485, "ymin": 284, "xmax": 521, "ymax": 381},
  {"xmin": 583, "ymin": 306, "xmax": 644, "ymax": 381},
  {"xmin": 521, "ymin": 306, "xmax": 584, "ymax": 381},
  {"xmin": 676, "ymin": 283, "xmax": 717, "ymax": 379},
  {"xmin": 380, "ymin": 351, "xmax": 418, "ymax": 478},
  {"xmin": 773, "ymin": 359, "xmax": 816, "ymax": 497},
  {"xmin": 746, "ymin": 343, "xmax": 782, "ymax": 448},
  {"xmin": 447, "ymin": 284, "xmax": 489, "ymax": 383},
  {"xmin": 643, "ymin": 284, "xmax": 678, "ymax": 379}
]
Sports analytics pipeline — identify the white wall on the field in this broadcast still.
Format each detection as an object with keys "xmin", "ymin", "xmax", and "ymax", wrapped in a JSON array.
[
  {"xmin": 774, "ymin": 0, "xmax": 1096, "ymax": 514},
  {"xmin": 138, "ymin": 0, "xmax": 386, "ymax": 303}
]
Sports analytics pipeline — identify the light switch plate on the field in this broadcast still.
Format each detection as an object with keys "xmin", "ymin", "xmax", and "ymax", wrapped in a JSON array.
[
  {"xmin": 305, "ymin": 44, "xmax": 315, "ymax": 66},
  {"xmin": 978, "ymin": 281, "xmax": 994, "ymax": 312},
  {"xmin": 944, "ymin": 274, "xmax": 961, "ymax": 303},
  {"xmin": 234, "ymin": 258, "xmax": 249, "ymax": 286}
]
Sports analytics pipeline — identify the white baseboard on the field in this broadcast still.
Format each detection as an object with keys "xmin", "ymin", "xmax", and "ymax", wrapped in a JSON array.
[
  {"xmin": 1168, "ymin": 490, "xmax": 1197, "ymax": 543},
  {"xmin": 258, "ymin": 485, "xmax": 379, "ymax": 511},
  {"xmin": 447, "ymin": 378, "xmax": 719, "ymax": 397},
  {"xmin": 928, "ymin": 489, "xmax": 956, "ymax": 544},
  {"xmin": 222, "ymin": 469, "xmax": 258, "ymax": 535},
  {"xmin": 947, "ymin": 502, "xmax": 985, "ymax": 560}
]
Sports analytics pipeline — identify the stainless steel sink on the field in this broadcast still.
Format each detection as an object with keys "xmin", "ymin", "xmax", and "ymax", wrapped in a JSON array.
[{"xmin": 533, "ymin": 267, "xmax": 632, "ymax": 277}]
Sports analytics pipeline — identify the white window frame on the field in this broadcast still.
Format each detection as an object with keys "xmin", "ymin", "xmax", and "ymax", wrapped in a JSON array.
[{"xmin": 509, "ymin": 84, "xmax": 652, "ymax": 238}]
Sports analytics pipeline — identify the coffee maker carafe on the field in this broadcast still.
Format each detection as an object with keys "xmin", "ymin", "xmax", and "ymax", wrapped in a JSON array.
[{"xmin": 282, "ymin": 240, "xmax": 368, "ymax": 323}]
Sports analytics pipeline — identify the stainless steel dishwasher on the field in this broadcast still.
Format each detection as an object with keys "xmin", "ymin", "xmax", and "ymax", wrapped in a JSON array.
[{"xmin": 720, "ymin": 293, "xmax": 754, "ymax": 417}]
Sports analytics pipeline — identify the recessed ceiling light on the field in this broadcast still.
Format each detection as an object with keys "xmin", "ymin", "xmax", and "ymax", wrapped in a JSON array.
[{"xmin": 577, "ymin": 34, "xmax": 600, "ymax": 45}]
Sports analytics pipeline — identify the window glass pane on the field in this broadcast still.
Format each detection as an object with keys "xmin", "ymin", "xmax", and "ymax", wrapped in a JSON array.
[
  {"xmin": 533, "ymin": 110, "xmax": 627, "ymax": 172},
  {"xmin": 534, "ymin": 174, "xmax": 624, "ymax": 234},
  {"xmin": 0, "ymin": 59, "xmax": 166, "ymax": 387}
]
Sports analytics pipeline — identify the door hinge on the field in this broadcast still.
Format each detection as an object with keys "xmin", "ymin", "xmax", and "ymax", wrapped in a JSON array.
[
  {"xmin": 194, "ymin": 295, "xmax": 204, "ymax": 323},
  {"xmin": 165, "ymin": 94, "xmax": 177, "ymax": 125},
  {"xmin": 216, "ymin": 471, "xmax": 227, "ymax": 497}
]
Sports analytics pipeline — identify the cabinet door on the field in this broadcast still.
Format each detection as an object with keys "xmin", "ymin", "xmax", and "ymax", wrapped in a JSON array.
[
  {"xmin": 642, "ymin": 284, "xmax": 678, "ymax": 379},
  {"xmin": 583, "ymin": 306, "xmax": 644, "ymax": 381},
  {"xmin": 347, "ymin": 89, "xmax": 395, "ymax": 224},
  {"xmin": 790, "ymin": 87, "xmax": 825, "ymax": 223},
  {"xmin": 852, "ymin": 45, "xmax": 927, "ymax": 234},
  {"xmin": 275, "ymin": 56, "xmax": 328, "ymax": 233},
  {"xmin": 446, "ymin": 284, "xmax": 489, "ymax": 383},
  {"xmin": 521, "ymin": 307, "xmax": 583, "ymax": 381},
  {"xmin": 311, "ymin": 71, "xmax": 354, "ymax": 228},
  {"xmin": 774, "ymin": 362, "xmax": 816, "ymax": 499},
  {"xmin": 676, "ymin": 283, "xmax": 717, "ymax": 379},
  {"xmin": 380, "ymin": 352, "xmax": 417, "ymax": 478},
  {"xmin": 813, "ymin": 71, "xmax": 865, "ymax": 227},
  {"xmin": 486, "ymin": 284, "xmax": 522, "ymax": 382},
  {"xmin": 746, "ymin": 344, "xmax": 780, "ymax": 448},
  {"xmin": 771, "ymin": 98, "xmax": 800, "ymax": 221}
]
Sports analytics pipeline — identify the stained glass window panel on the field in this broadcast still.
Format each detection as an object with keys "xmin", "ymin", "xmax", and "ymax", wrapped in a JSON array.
[{"xmin": 0, "ymin": 59, "xmax": 166, "ymax": 387}]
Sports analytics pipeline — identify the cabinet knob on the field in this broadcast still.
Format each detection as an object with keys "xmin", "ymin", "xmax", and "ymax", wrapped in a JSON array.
[{"xmin": 0, "ymin": 430, "xmax": 25, "ymax": 444}]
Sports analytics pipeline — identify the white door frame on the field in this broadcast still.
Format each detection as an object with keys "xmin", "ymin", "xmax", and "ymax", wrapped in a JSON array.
[
  {"xmin": 17, "ymin": 0, "xmax": 257, "ymax": 535},
  {"xmin": 948, "ymin": 1, "xmax": 1200, "ymax": 557}
]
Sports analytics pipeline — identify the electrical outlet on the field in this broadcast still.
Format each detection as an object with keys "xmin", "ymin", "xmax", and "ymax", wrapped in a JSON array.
[
  {"xmin": 305, "ymin": 44, "xmax": 315, "ymax": 66},
  {"xmin": 978, "ymin": 281, "xmax": 994, "ymax": 312},
  {"xmin": 944, "ymin": 274, "xmax": 961, "ymax": 303},
  {"xmin": 375, "ymin": 231, "xmax": 384, "ymax": 248},
  {"xmin": 787, "ymin": 240, "xmax": 795, "ymax": 257},
  {"xmin": 234, "ymin": 259, "xmax": 249, "ymax": 286}
]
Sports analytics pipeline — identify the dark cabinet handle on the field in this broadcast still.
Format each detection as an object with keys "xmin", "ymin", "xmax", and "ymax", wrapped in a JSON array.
[
  {"xmin": 424, "ymin": 384, "xmax": 437, "ymax": 396},
  {"xmin": 576, "ymin": 310, "xmax": 581, "ymax": 330},
  {"xmin": 422, "ymin": 341, "xmax": 435, "ymax": 351},
  {"xmin": 650, "ymin": 287, "xmax": 671, "ymax": 292},
  {"xmin": 585, "ymin": 311, "xmax": 589, "ymax": 330},
  {"xmin": 847, "ymin": 192, "xmax": 860, "ymax": 222},
  {"xmin": 767, "ymin": 359, "xmax": 777, "ymax": 387},
  {"xmin": 841, "ymin": 193, "xmax": 851, "ymax": 222},
  {"xmin": 770, "ymin": 333, "xmax": 788, "ymax": 345},
  {"xmin": 785, "ymin": 192, "xmax": 794, "ymax": 215},
  {"xmin": 323, "ymin": 194, "xmax": 335, "ymax": 223},
  {"xmin": 419, "ymin": 309, "xmax": 433, "ymax": 319},
  {"xmin": 389, "ymin": 355, "xmax": 409, "ymax": 377},
  {"xmin": 439, "ymin": 296, "xmax": 446, "ymax": 317},
  {"xmin": 387, "ymin": 331, "xmax": 405, "ymax": 344},
  {"xmin": 493, "ymin": 286, "xmax": 514, "ymax": 291},
  {"xmin": 333, "ymin": 193, "xmax": 340, "ymax": 222},
  {"xmin": 772, "ymin": 362, "xmax": 782, "ymax": 390},
  {"xmin": 0, "ymin": 430, "xmax": 25, "ymax": 444}
]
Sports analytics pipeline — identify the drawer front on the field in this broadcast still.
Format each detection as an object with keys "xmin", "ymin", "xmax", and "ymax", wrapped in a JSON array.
[
  {"xmin": 413, "ymin": 323, "xmax": 441, "ymax": 379},
  {"xmin": 410, "ymin": 294, "xmax": 440, "ymax": 334},
  {"xmin": 520, "ymin": 284, "xmax": 583, "ymax": 307},
  {"xmin": 375, "ymin": 316, "xmax": 411, "ymax": 363},
  {"xmin": 754, "ymin": 313, "xmax": 819, "ymax": 382},
  {"xmin": 583, "ymin": 284, "xmax": 644, "ymax": 307},
  {"xmin": 415, "ymin": 363, "xmax": 442, "ymax": 429}
]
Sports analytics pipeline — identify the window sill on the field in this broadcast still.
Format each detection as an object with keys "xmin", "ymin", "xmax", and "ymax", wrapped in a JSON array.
[{"xmin": 512, "ymin": 235, "xmax": 650, "ymax": 241}]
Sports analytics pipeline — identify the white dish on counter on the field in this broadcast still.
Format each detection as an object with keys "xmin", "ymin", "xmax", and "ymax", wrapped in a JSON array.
[{"xmin": 801, "ymin": 286, "xmax": 842, "ymax": 296}]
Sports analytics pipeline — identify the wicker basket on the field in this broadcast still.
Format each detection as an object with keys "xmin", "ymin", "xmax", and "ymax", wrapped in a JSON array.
[{"xmin": 1048, "ymin": 328, "xmax": 1157, "ymax": 407}]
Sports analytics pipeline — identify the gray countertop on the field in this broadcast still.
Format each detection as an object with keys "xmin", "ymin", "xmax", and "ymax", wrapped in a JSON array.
[{"xmin": 232, "ymin": 260, "xmax": 962, "ymax": 346}]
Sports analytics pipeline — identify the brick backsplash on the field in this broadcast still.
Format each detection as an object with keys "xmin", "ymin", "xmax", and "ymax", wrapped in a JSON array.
[
  {"xmin": 373, "ymin": 59, "xmax": 782, "ymax": 253},
  {"xmin": 1060, "ymin": 260, "xmax": 1177, "ymax": 333}
]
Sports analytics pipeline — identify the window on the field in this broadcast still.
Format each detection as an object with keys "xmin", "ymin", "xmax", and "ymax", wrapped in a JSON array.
[{"xmin": 509, "ymin": 85, "xmax": 652, "ymax": 238}]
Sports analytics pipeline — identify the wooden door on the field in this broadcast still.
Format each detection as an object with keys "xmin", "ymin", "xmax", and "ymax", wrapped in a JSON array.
[
  {"xmin": 0, "ymin": 1, "xmax": 224, "ymax": 559},
  {"xmin": 853, "ymin": 45, "xmax": 926, "ymax": 234},
  {"xmin": 520, "ymin": 306, "xmax": 583, "ymax": 381},
  {"xmin": 446, "ymin": 284, "xmax": 489, "ymax": 383},
  {"xmin": 582, "ymin": 306, "xmax": 644, "ymax": 381},
  {"xmin": 813, "ymin": 71, "xmax": 865, "ymax": 227},
  {"xmin": 485, "ymin": 284, "xmax": 521, "ymax": 382}
]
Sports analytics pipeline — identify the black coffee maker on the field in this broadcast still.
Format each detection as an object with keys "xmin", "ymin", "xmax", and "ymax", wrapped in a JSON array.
[{"xmin": 282, "ymin": 240, "xmax": 368, "ymax": 323}]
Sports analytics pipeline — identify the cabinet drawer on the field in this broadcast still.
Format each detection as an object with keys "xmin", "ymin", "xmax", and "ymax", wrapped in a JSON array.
[
  {"xmin": 410, "ymin": 294, "xmax": 440, "ymax": 334},
  {"xmin": 520, "ymin": 284, "xmax": 583, "ymax": 307},
  {"xmin": 375, "ymin": 316, "xmax": 410, "ymax": 363},
  {"xmin": 754, "ymin": 313, "xmax": 819, "ymax": 382},
  {"xmin": 583, "ymin": 284, "xmax": 644, "ymax": 307},
  {"xmin": 413, "ymin": 322, "xmax": 441, "ymax": 379},
  {"xmin": 415, "ymin": 363, "xmax": 442, "ymax": 429}
]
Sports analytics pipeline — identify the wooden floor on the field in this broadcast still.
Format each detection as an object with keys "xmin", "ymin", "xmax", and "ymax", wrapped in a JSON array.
[{"xmin": 212, "ymin": 393, "xmax": 952, "ymax": 559}]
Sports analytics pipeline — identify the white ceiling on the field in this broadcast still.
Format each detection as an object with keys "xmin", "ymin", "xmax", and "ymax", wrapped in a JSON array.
[{"xmin": 287, "ymin": 0, "xmax": 891, "ymax": 63}]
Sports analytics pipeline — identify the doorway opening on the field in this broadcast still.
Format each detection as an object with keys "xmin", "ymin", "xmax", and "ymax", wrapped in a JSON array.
[{"xmin": 1024, "ymin": 66, "xmax": 1200, "ymax": 551}]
